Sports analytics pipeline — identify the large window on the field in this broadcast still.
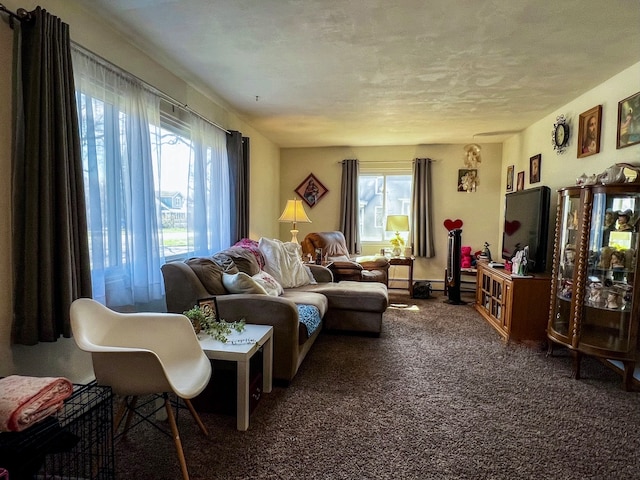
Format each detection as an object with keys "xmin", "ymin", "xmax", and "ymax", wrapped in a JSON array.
[
  {"xmin": 73, "ymin": 47, "xmax": 230, "ymax": 308},
  {"xmin": 359, "ymin": 173, "xmax": 412, "ymax": 243}
]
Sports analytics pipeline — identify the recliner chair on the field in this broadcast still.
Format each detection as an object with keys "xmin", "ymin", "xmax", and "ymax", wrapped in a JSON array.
[{"xmin": 301, "ymin": 231, "xmax": 389, "ymax": 284}]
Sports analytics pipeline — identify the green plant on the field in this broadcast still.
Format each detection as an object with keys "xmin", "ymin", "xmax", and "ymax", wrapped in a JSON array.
[{"xmin": 183, "ymin": 305, "xmax": 245, "ymax": 343}]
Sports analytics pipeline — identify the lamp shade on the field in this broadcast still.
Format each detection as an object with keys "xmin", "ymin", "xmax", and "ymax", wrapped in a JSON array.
[
  {"xmin": 278, "ymin": 199, "xmax": 311, "ymax": 243},
  {"xmin": 278, "ymin": 199, "xmax": 312, "ymax": 224},
  {"xmin": 385, "ymin": 215, "xmax": 410, "ymax": 233}
]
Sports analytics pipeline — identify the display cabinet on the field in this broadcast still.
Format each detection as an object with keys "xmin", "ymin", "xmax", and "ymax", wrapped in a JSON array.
[
  {"xmin": 475, "ymin": 262, "xmax": 550, "ymax": 344},
  {"xmin": 548, "ymin": 184, "xmax": 640, "ymax": 390}
]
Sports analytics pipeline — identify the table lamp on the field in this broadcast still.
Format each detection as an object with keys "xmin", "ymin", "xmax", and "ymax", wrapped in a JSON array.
[
  {"xmin": 278, "ymin": 199, "xmax": 311, "ymax": 243},
  {"xmin": 385, "ymin": 215, "xmax": 409, "ymax": 256}
]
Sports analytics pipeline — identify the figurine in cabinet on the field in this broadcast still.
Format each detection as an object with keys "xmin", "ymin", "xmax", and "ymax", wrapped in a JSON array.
[
  {"xmin": 615, "ymin": 209, "xmax": 634, "ymax": 232},
  {"xmin": 606, "ymin": 290, "xmax": 622, "ymax": 309},
  {"xmin": 588, "ymin": 284, "xmax": 604, "ymax": 306},
  {"xmin": 610, "ymin": 250, "xmax": 625, "ymax": 269}
]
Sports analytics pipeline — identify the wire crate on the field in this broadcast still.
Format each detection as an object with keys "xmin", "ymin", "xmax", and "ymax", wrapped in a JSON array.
[{"xmin": 0, "ymin": 381, "xmax": 114, "ymax": 480}]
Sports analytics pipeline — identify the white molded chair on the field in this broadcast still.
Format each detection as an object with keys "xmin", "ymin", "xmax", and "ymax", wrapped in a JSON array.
[{"xmin": 70, "ymin": 298, "xmax": 212, "ymax": 480}]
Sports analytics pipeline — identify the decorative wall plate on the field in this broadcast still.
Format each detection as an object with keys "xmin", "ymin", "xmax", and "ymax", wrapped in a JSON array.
[{"xmin": 552, "ymin": 114, "xmax": 570, "ymax": 154}]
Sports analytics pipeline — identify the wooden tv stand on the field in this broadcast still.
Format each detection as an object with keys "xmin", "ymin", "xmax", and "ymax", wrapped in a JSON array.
[{"xmin": 474, "ymin": 262, "xmax": 551, "ymax": 345}]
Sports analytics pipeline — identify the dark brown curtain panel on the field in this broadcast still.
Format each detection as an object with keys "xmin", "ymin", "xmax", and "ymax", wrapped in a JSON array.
[
  {"xmin": 340, "ymin": 159, "xmax": 360, "ymax": 254},
  {"xmin": 12, "ymin": 8, "xmax": 92, "ymax": 344},
  {"xmin": 227, "ymin": 131, "xmax": 250, "ymax": 243},
  {"xmin": 411, "ymin": 158, "xmax": 435, "ymax": 257}
]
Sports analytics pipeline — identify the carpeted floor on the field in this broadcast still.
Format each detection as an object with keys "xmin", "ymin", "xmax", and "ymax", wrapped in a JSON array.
[{"xmin": 115, "ymin": 291, "xmax": 640, "ymax": 479}]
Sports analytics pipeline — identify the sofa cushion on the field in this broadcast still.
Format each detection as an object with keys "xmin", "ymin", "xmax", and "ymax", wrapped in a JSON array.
[
  {"xmin": 258, "ymin": 237, "xmax": 311, "ymax": 288},
  {"xmin": 185, "ymin": 257, "xmax": 227, "ymax": 295},
  {"xmin": 252, "ymin": 270, "xmax": 283, "ymax": 297},
  {"xmin": 312, "ymin": 281, "xmax": 388, "ymax": 313},
  {"xmin": 222, "ymin": 272, "xmax": 268, "ymax": 295}
]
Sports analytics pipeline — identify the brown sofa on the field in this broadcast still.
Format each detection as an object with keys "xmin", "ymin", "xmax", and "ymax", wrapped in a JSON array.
[
  {"xmin": 161, "ymin": 239, "xmax": 388, "ymax": 384},
  {"xmin": 301, "ymin": 231, "xmax": 390, "ymax": 284}
]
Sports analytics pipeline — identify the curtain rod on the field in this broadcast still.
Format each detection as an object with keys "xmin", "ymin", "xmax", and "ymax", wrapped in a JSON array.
[
  {"xmin": 0, "ymin": 3, "xmax": 32, "ymax": 26},
  {"xmin": 337, "ymin": 158, "xmax": 435, "ymax": 164},
  {"xmin": 71, "ymin": 42, "xmax": 231, "ymax": 135}
]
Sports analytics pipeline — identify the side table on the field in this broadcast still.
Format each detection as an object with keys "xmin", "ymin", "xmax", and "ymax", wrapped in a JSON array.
[
  {"xmin": 198, "ymin": 324, "xmax": 273, "ymax": 431},
  {"xmin": 388, "ymin": 256, "xmax": 415, "ymax": 297}
]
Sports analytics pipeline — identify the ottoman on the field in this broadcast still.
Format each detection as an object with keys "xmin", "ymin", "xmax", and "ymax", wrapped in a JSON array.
[{"xmin": 313, "ymin": 281, "xmax": 389, "ymax": 335}]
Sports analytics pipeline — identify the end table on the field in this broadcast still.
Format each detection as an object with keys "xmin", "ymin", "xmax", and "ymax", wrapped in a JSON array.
[{"xmin": 388, "ymin": 256, "xmax": 415, "ymax": 297}]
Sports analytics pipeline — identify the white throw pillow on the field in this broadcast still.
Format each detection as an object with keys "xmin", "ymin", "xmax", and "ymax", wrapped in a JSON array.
[
  {"xmin": 222, "ymin": 272, "xmax": 268, "ymax": 295},
  {"xmin": 252, "ymin": 270, "xmax": 284, "ymax": 296},
  {"xmin": 258, "ymin": 237, "xmax": 311, "ymax": 288}
]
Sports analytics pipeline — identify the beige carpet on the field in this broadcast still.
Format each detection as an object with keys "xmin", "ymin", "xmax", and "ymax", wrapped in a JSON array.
[{"xmin": 115, "ymin": 291, "xmax": 640, "ymax": 479}]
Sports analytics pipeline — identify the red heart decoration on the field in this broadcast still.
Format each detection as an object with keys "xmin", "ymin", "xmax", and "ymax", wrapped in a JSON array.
[
  {"xmin": 504, "ymin": 220, "xmax": 521, "ymax": 236},
  {"xmin": 443, "ymin": 219, "xmax": 463, "ymax": 231}
]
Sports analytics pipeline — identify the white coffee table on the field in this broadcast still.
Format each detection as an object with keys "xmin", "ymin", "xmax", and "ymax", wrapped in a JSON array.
[{"xmin": 198, "ymin": 324, "xmax": 273, "ymax": 431}]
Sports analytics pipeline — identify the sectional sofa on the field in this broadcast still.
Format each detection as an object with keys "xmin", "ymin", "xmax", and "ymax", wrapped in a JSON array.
[{"xmin": 161, "ymin": 238, "xmax": 389, "ymax": 383}]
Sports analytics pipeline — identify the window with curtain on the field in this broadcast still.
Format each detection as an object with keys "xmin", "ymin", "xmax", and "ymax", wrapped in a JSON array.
[
  {"xmin": 72, "ymin": 47, "xmax": 230, "ymax": 309},
  {"xmin": 358, "ymin": 173, "xmax": 412, "ymax": 243}
]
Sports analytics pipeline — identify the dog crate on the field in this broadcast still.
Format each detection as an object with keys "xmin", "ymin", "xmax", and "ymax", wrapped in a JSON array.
[{"xmin": 0, "ymin": 381, "xmax": 114, "ymax": 480}]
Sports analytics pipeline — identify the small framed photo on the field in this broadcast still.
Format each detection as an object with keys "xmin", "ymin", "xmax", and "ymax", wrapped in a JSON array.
[
  {"xmin": 529, "ymin": 154, "xmax": 541, "ymax": 184},
  {"xmin": 577, "ymin": 105, "xmax": 602, "ymax": 158},
  {"xmin": 506, "ymin": 165, "xmax": 514, "ymax": 192},
  {"xmin": 295, "ymin": 173, "xmax": 329, "ymax": 208},
  {"xmin": 617, "ymin": 91, "xmax": 640, "ymax": 149},
  {"xmin": 197, "ymin": 296, "xmax": 219, "ymax": 321},
  {"xmin": 457, "ymin": 169, "xmax": 478, "ymax": 192},
  {"xmin": 517, "ymin": 171, "xmax": 525, "ymax": 191}
]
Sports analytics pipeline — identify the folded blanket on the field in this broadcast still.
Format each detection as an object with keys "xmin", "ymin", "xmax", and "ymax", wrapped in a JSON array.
[{"xmin": 0, "ymin": 375, "xmax": 73, "ymax": 432}]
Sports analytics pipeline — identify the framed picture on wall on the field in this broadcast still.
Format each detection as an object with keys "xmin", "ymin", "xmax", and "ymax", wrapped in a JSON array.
[
  {"xmin": 506, "ymin": 165, "xmax": 514, "ymax": 192},
  {"xmin": 517, "ymin": 171, "xmax": 525, "ymax": 191},
  {"xmin": 529, "ymin": 154, "xmax": 541, "ymax": 184},
  {"xmin": 577, "ymin": 105, "xmax": 602, "ymax": 158},
  {"xmin": 295, "ymin": 173, "xmax": 329, "ymax": 208},
  {"xmin": 617, "ymin": 91, "xmax": 640, "ymax": 149},
  {"xmin": 457, "ymin": 169, "xmax": 478, "ymax": 192}
]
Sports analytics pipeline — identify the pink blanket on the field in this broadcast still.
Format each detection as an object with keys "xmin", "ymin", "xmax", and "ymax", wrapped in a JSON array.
[{"xmin": 0, "ymin": 375, "xmax": 73, "ymax": 432}]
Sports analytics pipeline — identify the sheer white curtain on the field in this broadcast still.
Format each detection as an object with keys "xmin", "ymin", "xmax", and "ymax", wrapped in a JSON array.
[
  {"xmin": 72, "ymin": 47, "xmax": 232, "ymax": 309},
  {"xmin": 188, "ymin": 115, "xmax": 231, "ymax": 256},
  {"xmin": 72, "ymin": 48, "xmax": 164, "ymax": 308}
]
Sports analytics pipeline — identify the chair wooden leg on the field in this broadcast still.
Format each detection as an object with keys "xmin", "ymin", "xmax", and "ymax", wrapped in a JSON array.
[
  {"xmin": 121, "ymin": 396, "xmax": 139, "ymax": 437},
  {"xmin": 183, "ymin": 398, "xmax": 209, "ymax": 436},
  {"xmin": 113, "ymin": 396, "xmax": 129, "ymax": 436},
  {"xmin": 164, "ymin": 394, "xmax": 190, "ymax": 480}
]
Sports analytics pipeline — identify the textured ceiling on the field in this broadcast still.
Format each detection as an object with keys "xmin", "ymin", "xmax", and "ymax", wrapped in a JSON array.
[{"xmin": 78, "ymin": 0, "xmax": 640, "ymax": 148}]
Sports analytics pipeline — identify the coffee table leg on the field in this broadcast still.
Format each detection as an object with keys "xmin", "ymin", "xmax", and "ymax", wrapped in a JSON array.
[
  {"xmin": 236, "ymin": 359, "xmax": 250, "ymax": 431},
  {"xmin": 263, "ymin": 335, "xmax": 273, "ymax": 394}
]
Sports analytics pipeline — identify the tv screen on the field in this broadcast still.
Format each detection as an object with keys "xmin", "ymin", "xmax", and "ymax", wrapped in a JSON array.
[{"xmin": 502, "ymin": 186, "xmax": 551, "ymax": 273}]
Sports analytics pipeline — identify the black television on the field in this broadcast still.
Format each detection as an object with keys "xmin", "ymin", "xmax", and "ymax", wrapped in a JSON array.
[{"xmin": 501, "ymin": 186, "xmax": 551, "ymax": 273}]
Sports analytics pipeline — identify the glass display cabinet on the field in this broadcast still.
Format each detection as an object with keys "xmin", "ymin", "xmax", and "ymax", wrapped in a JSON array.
[{"xmin": 548, "ymin": 184, "xmax": 640, "ymax": 390}]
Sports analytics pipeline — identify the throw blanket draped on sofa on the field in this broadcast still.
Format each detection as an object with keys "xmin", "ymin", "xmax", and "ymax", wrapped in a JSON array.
[{"xmin": 0, "ymin": 375, "xmax": 73, "ymax": 432}]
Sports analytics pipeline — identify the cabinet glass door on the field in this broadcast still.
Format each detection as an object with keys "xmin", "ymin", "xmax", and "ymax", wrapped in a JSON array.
[
  {"xmin": 580, "ymin": 187, "xmax": 640, "ymax": 353},
  {"xmin": 550, "ymin": 188, "xmax": 582, "ymax": 337}
]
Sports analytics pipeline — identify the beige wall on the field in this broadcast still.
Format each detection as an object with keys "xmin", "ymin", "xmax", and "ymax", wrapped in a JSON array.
[
  {"xmin": 0, "ymin": 0, "xmax": 280, "ymax": 380},
  {"xmin": 280, "ymin": 144, "xmax": 503, "ymax": 282}
]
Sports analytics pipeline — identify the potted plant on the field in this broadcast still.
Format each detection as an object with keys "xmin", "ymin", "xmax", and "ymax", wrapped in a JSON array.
[{"xmin": 183, "ymin": 305, "xmax": 245, "ymax": 343}]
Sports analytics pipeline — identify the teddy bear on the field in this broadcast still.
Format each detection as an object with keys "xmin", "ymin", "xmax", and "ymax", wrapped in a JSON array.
[{"xmin": 461, "ymin": 245, "xmax": 473, "ymax": 269}]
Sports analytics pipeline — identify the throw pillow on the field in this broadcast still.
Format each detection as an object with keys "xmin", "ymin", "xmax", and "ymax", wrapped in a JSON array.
[
  {"xmin": 258, "ymin": 237, "xmax": 311, "ymax": 288},
  {"xmin": 252, "ymin": 270, "xmax": 284, "ymax": 296},
  {"xmin": 185, "ymin": 257, "xmax": 226, "ymax": 294},
  {"xmin": 222, "ymin": 272, "xmax": 268, "ymax": 295}
]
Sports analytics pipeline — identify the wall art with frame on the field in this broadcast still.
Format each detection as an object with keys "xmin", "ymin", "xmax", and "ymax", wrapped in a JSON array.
[
  {"xmin": 529, "ymin": 154, "xmax": 541, "ymax": 184},
  {"xmin": 617, "ymin": 91, "xmax": 640, "ymax": 149},
  {"xmin": 577, "ymin": 105, "xmax": 602, "ymax": 158},
  {"xmin": 506, "ymin": 165, "xmax": 514, "ymax": 192},
  {"xmin": 295, "ymin": 173, "xmax": 329, "ymax": 208},
  {"xmin": 517, "ymin": 171, "xmax": 525, "ymax": 191},
  {"xmin": 197, "ymin": 296, "xmax": 219, "ymax": 321}
]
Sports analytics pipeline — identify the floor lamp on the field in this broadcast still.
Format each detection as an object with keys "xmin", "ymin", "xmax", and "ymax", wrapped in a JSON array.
[{"xmin": 278, "ymin": 199, "xmax": 312, "ymax": 243}]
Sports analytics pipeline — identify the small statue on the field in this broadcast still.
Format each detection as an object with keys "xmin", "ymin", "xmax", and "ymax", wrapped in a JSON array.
[
  {"xmin": 606, "ymin": 291, "xmax": 621, "ymax": 309},
  {"xmin": 610, "ymin": 250, "xmax": 625, "ymax": 269},
  {"xmin": 481, "ymin": 242, "xmax": 492, "ymax": 261},
  {"xmin": 616, "ymin": 209, "xmax": 634, "ymax": 232}
]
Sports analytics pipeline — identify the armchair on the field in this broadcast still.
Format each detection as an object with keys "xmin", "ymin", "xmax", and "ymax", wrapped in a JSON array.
[{"xmin": 301, "ymin": 231, "xmax": 389, "ymax": 284}]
